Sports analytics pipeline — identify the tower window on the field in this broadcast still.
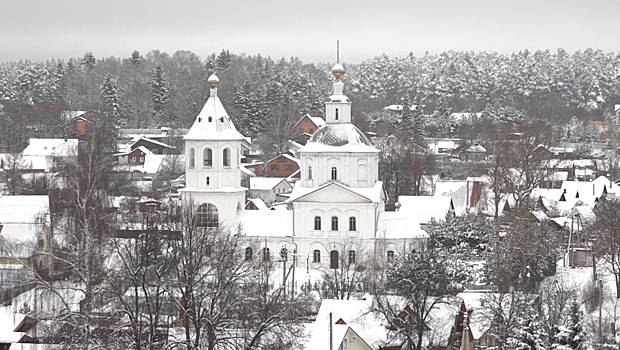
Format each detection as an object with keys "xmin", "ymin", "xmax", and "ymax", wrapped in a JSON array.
[
  {"xmin": 206, "ymin": 176, "xmax": 210, "ymax": 185},
  {"xmin": 331, "ymin": 167, "xmax": 337, "ymax": 180},
  {"xmin": 349, "ymin": 217, "xmax": 356, "ymax": 231},
  {"xmin": 314, "ymin": 216, "xmax": 321, "ymax": 230},
  {"xmin": 223, "ymin": 148, "xmax": 230, "ymax": 167},
  {"xmin": 335, "ymin": 108, "xmax": 339, "ymax": 120},
  {"xmin": 313, "ymin": 249, "xmax": 321, "ymax": 263},
  {"xmin": 331, "ymin": 216, "xmax": 338, "ymax": 231},
  {"xmin": 387, "ymin": 250, "xmax": 395, "ymax": 263},
  {"xmin": 308, "ymin": 166, "xmax": 313, "ymax": 180},
  {"xmin": 189, "ymin": 148, "xmax": 195, "ymax": 168},
  {"xmin": 204, "ymin": 148, "xmax": 213, "ymax": 167}
]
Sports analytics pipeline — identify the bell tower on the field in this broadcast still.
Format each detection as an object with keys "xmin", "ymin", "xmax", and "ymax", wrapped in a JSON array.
[{"xmin": 179, "ymin": 71, "xmax": 248, "ymax": 229}]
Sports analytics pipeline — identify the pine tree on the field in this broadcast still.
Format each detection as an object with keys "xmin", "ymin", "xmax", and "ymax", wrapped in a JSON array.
[
  {"xmin": 81, "ymin": 52, "xmax": 96, "ymax": 71},
  {"xmin": 216, "ymin": 49, "xmax": 232, "ymax": 71},
  {"xmin": 130, "ymin": 50, "xmax": 144, "ymax": 66},
  {"xmin": 508, "ymin": 313, "xmax": 548, "ymax": 350},
  {"xmin": 411, "ymin": 95, "xmax": 425, "ymax": 138},
  {"xmin": 100, "ymin": 73, "xmax": 122, "ymax": 125},
  {"xmin": 151, "ymin": 65, "xmax": 169, "ymax": 125},
  {"xmin": 401, "ymin": 97, "xmax": 414, "ymax": 138}
]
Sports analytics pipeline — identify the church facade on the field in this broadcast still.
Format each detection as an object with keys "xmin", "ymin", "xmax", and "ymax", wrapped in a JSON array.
[{"xmin": 180, "ymin": 58, "xmax": 424, "ymax": 271}]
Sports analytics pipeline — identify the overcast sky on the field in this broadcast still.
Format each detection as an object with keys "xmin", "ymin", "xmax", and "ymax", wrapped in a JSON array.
[{"xmin": 2, "ymin": 0, "xmax": 620, "ymax": 64}]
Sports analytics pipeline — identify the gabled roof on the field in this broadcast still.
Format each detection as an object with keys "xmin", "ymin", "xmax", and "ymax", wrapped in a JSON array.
[
  {"xmin": 289, "ymin": 181, "xmax": 384, "ymax": 203},
  {"xmin": 250, "ymin": 177, "xmax": 291, "ymax": 191},
  {"xmin": 130, "ymin": 137, "xmax": 175, "ymax": 150},
  {"xmin": 246, "ymin": 198, "xmax": 269, "ymax": 211},
  {"xmin": 293, "ymin": 114, "xmax": 326, "ymax": 129},
  {"xmin": 113, "ymin": 146, "xmax": 151, "ymax": 157},
  {"xmin": 266, "ymin": 153, "xmax": 300, "ymax": 165},
  {"xmin": 184, "ymin": 89, "xmax": 247, "ymax": 142}
]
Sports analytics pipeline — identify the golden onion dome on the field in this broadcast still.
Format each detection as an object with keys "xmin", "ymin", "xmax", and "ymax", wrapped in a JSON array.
[
  {"xmin": 331, "ymin": 63, "xmax": 344, "ymax": 82},
  {"xmin": 207, "ymin": 73, "xmax": 220, "ymax": 88}
]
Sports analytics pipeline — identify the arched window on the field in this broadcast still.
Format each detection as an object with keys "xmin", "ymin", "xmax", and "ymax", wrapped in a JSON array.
[
  {"xmin": 349, "ymin": 250, "xmax": 356, "ymax": 264},
  {"xmin": 196, "ymin": 203, "xmax": 219, "ymax": 228},
  {"xmin": 203, "ymin": 148, "xmax": 213, "ymax": 167},
  {"xmin": 358, "ymin": 163, "xmax": 367, "ymax": 181},
  {"xmin": 314, "ymin": 216, "xmax": 321, "ymax": 230},
  {"xmin": 189, "ymin": 148, "xmax": 195, "ymax": 168},
  {"xmin": 331, "ymin": 216, "xmax": 338, "ymax": 231},
  {"xmin": 331, "ymin": 167, "xmax": 337, "ymax": 180},
  {"xmin": 308, "ymin": 166, "xmax": 313, "ymax": 180},
  {"xmin": 387, "ymin": 250, "xmax": 395, "ymax": 263},
  {"xmin": 349, "ymin": 217, "xmax": 356, "ymax": 231},
  {"xmin": 223, "ymin": 148, "xmax": 230, "ymax": 167},
  {"xmin": 330, "ymin": 250, "xmax": 339, "ymax": 269},
  {"xmin": 313, "ymin": 249, "xmax": 321, "ymax": 263},
  {"xmin": 335, "ymin": 108, "xmax": 339, "ymax": 120},
  {"xmin": 245, "ymin": 247, "xmax": 253, "ymax": 261},
  {"xmin": 262, "ymin": 247, "xmax": 270, "ymax": 262}
]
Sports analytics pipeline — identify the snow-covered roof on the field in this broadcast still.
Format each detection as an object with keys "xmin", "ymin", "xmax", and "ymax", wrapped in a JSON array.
[
  {"xmin": 0, "ymin": 196, "xmax": 49, "ymax": 227},
  {"xmin": 396, "ymin": 196, "xmax": 454, "ymax": 223},
  {"xmin": 236, "ymin": 209, "xmax": 293, "ymax": 237},
  {"xmin": 61, "ymin": 110, "xmax": 86, "ymax": 121},
  {"xmin": 383, "ymin": 104, "xmax": 421, "ymax": 111},
  {"xmin": 22, "ymin": 138, "xmax": 78, "ymax": 157},
  {"xmin": 377, "ymin": 212, "xmax": 430, "ymax": 239},
  {"xmin": 434, "ymin": 180, "xmax": 476, "ymax": 215},
  {"xmin": 300, "ymin": 124, "xmax": 379, "ymax": 153},
  {"xmin": 451, "ymin": 112, "xmax": 483, "ymax": 121},
  {"xmin": 240, "ymin": 165, "xmax": 256, "ymax": 177},
  {"xmin": 113, "ymin": 146, "xmax": 152, "ymax": 157},
  {"xmin": 308, "ymin": 115, "xmax": 326, "ymax": 127},
  {"xmin": 246, "ymin": 198, "xmax": 269, "ymax": 211},
  {"xmin": 560, "ymin": 176, "xmax": 616, "ymax": 206},
  {"xmin": 184, "ymin": 86, "xmax": 247, "ymax": 142},
  {"xmin": 289, "ymin": 181, "xmax": 385, "ymax": 203},
  {"xmin": 266, "ymin": 153, "xmax": 300, "ymax": 165},
  {"xmin": 307, "ymin": 298, "xmax": 389, "ymax": 350},
  {"xmin": 465, "ymin": 143, "xmax": 486, "ymax": 153},
  {"xmin": 130, "ymin": 137, "xmax": 175, "ymax": 150},
  {"xmin": 249, "ymin": 177, "xmax": 290, "ymax": 191}
]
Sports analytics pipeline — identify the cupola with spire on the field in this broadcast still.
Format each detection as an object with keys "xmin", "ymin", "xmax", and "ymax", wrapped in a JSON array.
[{"xmin": 324, "ymin": 40, "xmax": 351, "ymax": 124}]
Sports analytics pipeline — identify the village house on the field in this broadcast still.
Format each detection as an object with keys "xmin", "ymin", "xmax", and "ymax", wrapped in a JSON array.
[
  {"xmin": 261, "ymin": 153, "xmax": 301, "ymax": 178},
  {"xmin": 114, "ymin": 146, "xmax": 150, "ymax": 165},
  {"xmin": 292, "ymin": 113, "xmax": 325, "ymax": 136},
  {"xmin": 248, "ymin": 177, "xmax": 293, "ymax": 205},
  {"xmin": 129, "ymin": 137, "xmax": 176, "ymax": 155}
]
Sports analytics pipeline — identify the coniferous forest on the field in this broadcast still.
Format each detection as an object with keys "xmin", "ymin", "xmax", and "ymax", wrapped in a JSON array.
[{"xmin": 2, "ymin": 48, "xmax": 620, "ymax": 150}]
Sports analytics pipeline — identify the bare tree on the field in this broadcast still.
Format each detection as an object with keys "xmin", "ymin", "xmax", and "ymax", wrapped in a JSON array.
[
  {"xmin": 373, "ymin": 239, "xmax": 464, "ymax": 350},
  {"xmin": 589, "ymin": 198, "xmax": 620, "ymax": 298},
  {"xmin": 319, "ymin": 238, "xmax": 372, "ymax": 300}
]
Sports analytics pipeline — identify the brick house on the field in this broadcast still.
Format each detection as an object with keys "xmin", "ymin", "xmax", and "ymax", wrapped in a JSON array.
[{"xmin": 261, "ymin": 154, "xmax": 300, "ymax": 178}]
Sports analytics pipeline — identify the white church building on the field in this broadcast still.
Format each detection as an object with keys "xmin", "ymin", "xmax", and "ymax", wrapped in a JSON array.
[{"xmin": 180, "ymin": 58, "xmax": 429, "ymax": 271}]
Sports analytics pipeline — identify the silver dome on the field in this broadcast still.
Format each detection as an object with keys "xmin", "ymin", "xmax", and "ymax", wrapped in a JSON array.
[{"xmin": 308, "ymin": 123, "xmax": 373, "ymax": 147}]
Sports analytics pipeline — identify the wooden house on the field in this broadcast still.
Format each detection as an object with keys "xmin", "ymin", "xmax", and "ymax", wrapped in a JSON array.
[{"xmin": 292, "ymin": 113, "xmax": 325, "ymax": 136}]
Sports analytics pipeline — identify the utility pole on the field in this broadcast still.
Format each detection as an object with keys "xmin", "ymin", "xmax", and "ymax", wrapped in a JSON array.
[{"xmin": 329, "ymin": 312, "xmax": 333, "ymax": 350}]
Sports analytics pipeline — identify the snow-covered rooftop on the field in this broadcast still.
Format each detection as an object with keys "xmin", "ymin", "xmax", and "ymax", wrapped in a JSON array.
[
  {"xmin": 289, "ymin": 181, "xmax": 385, "ymax": 203},
  {"xmin": 377, "ymin": 212, "xmax": 430, "ymax": 239},
  {"xmin": 249, "ymin": 177, "xmax": 290, "ymax": 191},
  {"xmin": 396, "ymin": 195, "xmax": 454, "ymax": 223},
  {"xmin": 300, "ymin": 124, "xmax": 379, "ymax": 154},
  {"xmin": 22, "ymin": 138, "xmax": 78, "ymax": 157},
  {"xmin": 236, "ymin": 209, "xmax": 293, "ymax": 237},
  {"xmin": 184, "ymin": 86, "xmax": 247, "ymax": 142}
]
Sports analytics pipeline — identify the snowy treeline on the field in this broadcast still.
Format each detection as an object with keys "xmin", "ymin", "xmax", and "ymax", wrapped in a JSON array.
[{"xmin": 2, "ymin": 48, "xmax": 620, "ymax": 145}]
